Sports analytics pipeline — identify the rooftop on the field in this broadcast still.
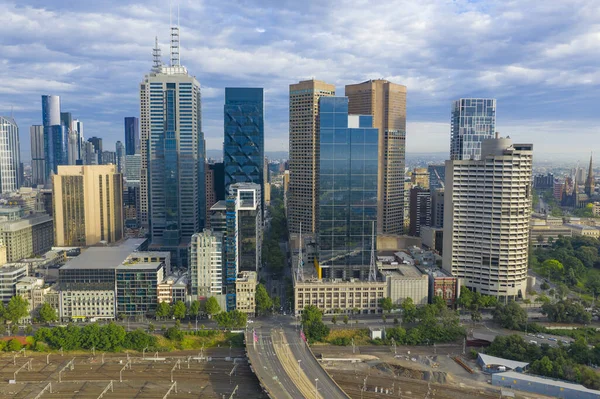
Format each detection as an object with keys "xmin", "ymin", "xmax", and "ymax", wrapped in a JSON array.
[
  {"xmin": 494, "ymin": 370, "xmax": 600, "ymax": 393},
  {"xmin": 117, "ymin": 261, "xmax": 163, "ymax": 271},
  {"xmin": 60, "ymin": 238, "xmax": 147, "ymax": 270},
  {"xmin": 478, "ymin": 354, "xmax": 529, "ymax": 370}
]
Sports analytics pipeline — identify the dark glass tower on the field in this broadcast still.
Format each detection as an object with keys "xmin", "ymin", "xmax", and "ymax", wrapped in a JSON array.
[
  {"xmin": 223, "ymin": 88, "xmax": 264, "ymax": 193},
  {"xmin": 42, "ymin": 95, "xmax": 68, "ymax": 180},
  {"xmin": 318, "ymin": 97, "xmax": 378, "ymax": 279},
  {"xmin": 124, "ymin": 117, "xmax": 140, "ymax": 155}
]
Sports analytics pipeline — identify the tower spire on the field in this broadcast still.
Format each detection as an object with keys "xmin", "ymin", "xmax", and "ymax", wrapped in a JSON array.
[
  {"xmin": 152, "ymin": 36, "xmax": 162, "ymax": 72},
  {"xmin": 295, "ymin": 222, "xmax": 304, "ymax": 282},
  {"xmin": 586, "ymin": 152, "xmax": 594, "ymax": 197},
  {"xmin": 170, "ymin": 1, "xmax": 180, "ymax": 67},
  {"xmin": 368, "ymin": 220, "xmax": 377, "ymax": 282}
]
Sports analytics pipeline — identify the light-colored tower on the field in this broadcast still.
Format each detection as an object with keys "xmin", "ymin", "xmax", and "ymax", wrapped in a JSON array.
[
  {"xmin": 288, "ymin": 79, "xmax": 335, "ymax": 236},
  {"xmin": 345, "ymin": 79, "xmax": 407, "ymax": 235},
  {"xmin": 189, "ymin": 229, "xmax": 223, "ymax": 298},
  {"xmin": 52, "ymin": 165, "xmax": 124, "ymax": 246},
  {"xmin": 0, "ymin": 117, "xmax": 21, "ymax": 193},
  {"xmin": 140, "ymin": 33, "xmax": 204, "ymax": 251},
  {"xmin": 450, "ymin": 98, "xmax": 496, "ymax": 161},
  {"xmin": 30, "ymin": 125, "xmax": 45, "ymax": 186},
  {"xmin": 443, "ymin": 136, "xmax": 533, "ymax": 300}
]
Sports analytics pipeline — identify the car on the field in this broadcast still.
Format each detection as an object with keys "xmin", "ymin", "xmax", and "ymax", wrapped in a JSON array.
[
  {"xmin": 247, "ymin": 320, "xmax": 254, "ymax": 324},
  {"xmin": 562, "ymin": 340, "xmax": 569, "ymax": 344},
  {"xmin": 536, "ymin": 334, "xmax": 545, "ymax": 339},
  {"xmin": 549, "ymin": 337, "xmax": 557, "ymax": 342},
  {"xmin": 529, "ymin": 340, "xmax": 538, "ymax": 345}
]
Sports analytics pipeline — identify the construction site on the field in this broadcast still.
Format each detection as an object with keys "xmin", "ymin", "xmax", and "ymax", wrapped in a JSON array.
[{"xmin": 0, "ymin": 348, "xmax": 266, "ymax": 399}]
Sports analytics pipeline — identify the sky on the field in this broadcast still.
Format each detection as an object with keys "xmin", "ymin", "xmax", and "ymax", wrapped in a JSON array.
[{"xmin": 2, "ymin": 0, "xmax": 600, "ymax": 162}]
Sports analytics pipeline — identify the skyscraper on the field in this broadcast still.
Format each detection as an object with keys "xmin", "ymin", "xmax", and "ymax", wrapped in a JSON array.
[
  {"xmin": 409, "ymin": 187, "xmax": 431, "ymax": 237},
  {"xmin": 318, "ymin": 97, "xmax": 378, "ymax": 279},
  {"xmin": 288, "ymin": 79, "xmax": 335, "ymax": 236},
  {"xmin": 443, "ymin": 137, "xmax": 532, "ymax": 299},
  {"xmin": 30, "ymin": 125, "xmax": 45, "ymax": 187},
  {"xmin": 428, "ymin": 165, "xmax": 445, "ymax": 191},
  {"xmin": 42, "ymin": 95, "xmax": 68, "ymax": 180},
  {"xmin": 345, "ymin": 79, "xmax": 407, "ymax": 235},
  {"xmin": 189, "ymin": 229, "xmax": 223, "ymax": 299},
  {"xmin": 88, "ymin": 137, "xmax": 103, "ymax": 164},
  {"xmin": 223, "ymin": 88, "xmax": 264, "ymax": 193},
  {"xmin": 585, "ymin": 154, "xmax": 594, "ymax": 197},
  {"xmin": 52, "ymin": 165, "xmax": 123, "ymax": 247},
  {"xmin": 450, "ymin": 98, "xmax": 496, "ymax": 161},
  {"xmin": 140, "ymin": 33, "xmax": 204, "ymax": 264},
  {"xmin": 0, "ymin": 117, "xmax": 21, "ymax": 193},
  {"xmin": 124, "ymin": 117, "xmax": 140, "ymax": 155},
  {"xmin": 115, "ymin": 141, "xmax": 125, "ymax": 174}
]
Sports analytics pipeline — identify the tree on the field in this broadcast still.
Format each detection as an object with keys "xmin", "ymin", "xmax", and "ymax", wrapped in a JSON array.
[
  {"xmin": 5, "ymin": 295, "xmax": 29, "ymax": 323},
  {"xmin": 214, "ymin": 310, "xmax": 247, "ymax": 329},
  {"xmin": 255, "ymin": 284, "xmax": 273, "ymax": 315},
  {"xmin": 541, "ymin": 259, "xmax": 564, "ymax": 280},
  {"xmin": 331, "ymin": 315, "xmax": 337, "ymax": 324},
  {"xmin": 541, "ymin": 299, "xmax": 592, "ymax": 324},
  {"xmin": 172, "ymin": 300, "xmax": 187, "ymax": 320},
  {"xmin": 189, "ymin": 300, "xmax": 201, "ymax": 319},
  {"xmin": 205, "ymin": 297, "xmax": 221, "ymax": 319},
  {"xmin": 25, "ymin": 325, "xmax": 33, "ymax": 335},
  {"xmin": 273, "ymin": 296, "xmax": 281, "ymax": 312},
  {"xmin": 540, "ymin": 281, "xmax": 550, "ymax": 291},
  {"xmin": 155, "ymin": 302, "xmax": 171, "ymax": 320},
  {"xmin": 382, "ymin": 314, "xmax": 387, "ymax": 323},
  {"xmin": 343, "ymin": 315, "xmax": 349, "ymax": 325},
  {"xmin": 493, "ymin": 302, "xmax": 527, "ymax": 330},
  {"xmin": 379, "ymin": 297, "xmax": 395, "ymax": 313},
  {"xmin": 148, "ymin": 323, "xmax": 155, "ymax": 333},
  {"xmin": 38, "ymin": 303, "xmax": 57, "ymax": 323},
  {"xmin": 164, "ymin": 326, "xmax": 184, "ymax": 341},
  {"xmin": 471, "ymin": 310, "xmax": 483, "ymax": 323},
  {"xmin": 400, "ymin": 298, "xmax": 417, "ymax": 323},
  {"xmin": 10, "ymin": 324, "xmax": 18, "ymax": 335},
  {"xmin": 7, "ymin": 339, "xmax": 22, "ymax": 352},
  {"xmin": 301, "ymin": 305, "xmax": 330, "ymax": 343}
]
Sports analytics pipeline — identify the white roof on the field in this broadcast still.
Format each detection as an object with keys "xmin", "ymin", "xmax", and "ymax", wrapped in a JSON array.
[
  {"xmin": 495, "ymin": 371, "xmax": 600, "ymax": 394},
  {"xmin": 478, "ymin": 353, "xmax": 529, "ymax": 369}
]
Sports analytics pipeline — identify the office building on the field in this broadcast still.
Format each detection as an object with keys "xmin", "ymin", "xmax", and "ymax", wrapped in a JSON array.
[
  {"xmin": 205, "ymin": 164, "xmax": 216, "ymax": 228},
  {"xmin": 124, "ymin": 154, "xmax": 142, "ymax": 182},
  {"xmin": 235, "ymin": 271, "xmax": 257, "ymax": 316},
  {"xmin": 0, "ymin": 116, "xmax": 21, "ymax": 193},
  {"xmin": 124, "ymin": 154, "xmax": 142, "ymax": 228},
  {"xmin": 288, "ymin": 79, "xmax": 335, "ymax": 235},
  {"xmin": 82, "ymin": 141, "xmax": 98, "ymax": 165},
  {"xmin": 42, "ymin": 95, "xmax": 67, "ymax": 180},
  {"xmin": 411, "ymin": 168, "xmax": 429, "ymax": 189},
  {"xmin": 223, "ymin": 88, "xmax": 264, "ymax": 192},
  {"xmin": 52, "ymin": 165, "xmax": 123, "ymax": 247},
  {"xmin": 124, "ymin": 116, "xmax": 140, "ymax": 155},
  {"xmin": 431, "ymin": 188, "xmax": 445, "ymax": 228},
  {"xmin": 378, "ymin": 254, "xmax": 429, "ymax": 306},
  {"xmin": 15, "ymin": 277, "xmax": 46, "ymax": 320},
  {"xmin": 0, "ymin": 214, "xmax": 53, "ymax": 262},
  {"xmin": 60, "ymin": 289, "xmax": 115, "ymax": 321},
  {"xmin": 318, "ymin": 97, "xmax": 378, "ymax": 278},
  {"xmin": 409, "ymin": 187, "xmax": 431, "ymax": 237},
  {"xmin": 116, "ymin": 141, "xmax": 125, "ymax": 174},
  {"xmin": 116, "ymin": 261, "xmax": 165, "ymax": 316},
  {"xmin": 346, "ymin": 79, "xmax": 406, "ymax": 235},
  {"xmin": 101, "ymin": 151, "xmax": 116, "ymax": 165},
  {"xmin": 428, "ymin": 165, "xmax": 445, "ymax": 192},
  {"xmin": 533, "ymin": 173, "xmax": 554, "ymax": 189},
  {"xmin": 88, "ymin": 137, "xmax": 103, "ymax": 161},
  {"xmin": 158, "ymin": 274, "xmax": 188, "ymax": 304},
  {"xmin": 189, "ymin": 229, "xmax": 223, "ymax": 298},
  {"xmin": 140, "ymin": 35, "xmax": 204, "ymax": 264},
  {"xmin": 209, "ymin": 162, "xmax": 225, "ymax": 201},
  {"xmin": 450, "ymin": 98, "xmax": 496, "ymax": 161},
  {"xmin": 30, "ymin": 125, "xmax": 46, "ymax": 187},
  {"xmin": 209, "ymin": 200, "xmax": 227, "ymax": 235},
  {"xmin": 62, "ymin": 112, "xmax": 79, "ymax": 165},
  {"xmin": 0, "ymin": 264, "xmax": 28, "ymax": 302},
  {"xmin": 443, "ymin": 137, "xmax": 532, "ymax": 299}
]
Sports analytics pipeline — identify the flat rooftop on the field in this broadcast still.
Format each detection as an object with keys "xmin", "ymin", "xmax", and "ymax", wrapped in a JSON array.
[
  {"xmin": 60, "ymin": 238, "xmax": 147, "ymax": 270},
  {"xmin": 117, "ymin": 261, "xmax": 163, "ymax": 271}
]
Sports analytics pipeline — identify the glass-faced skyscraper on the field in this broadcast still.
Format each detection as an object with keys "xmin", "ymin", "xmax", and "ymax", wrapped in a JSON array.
[
  {"xmin": 124, "ymin": 117, "xmax": 140, "ymax": 155},
  {"xmin": 0, "ymin": 117, "xmax": 21, "ymax": 193},
  {"xmin": 318, "ymin": 97, "xmax": 378, "ymax": 279},
  {"xmin": 140, "ymin": 33, "xmax": 204, "ymax": 263},
  {"xmin": 42, "ymin": 95, "xmax": 68, "ymax": 180},
  {"xmin": 450, "ymin": 98, "xmax": 496, "ymax": 161},
  {"xmin": 223, "ymin": 88, "xmax": 264, "ymax": 193}
]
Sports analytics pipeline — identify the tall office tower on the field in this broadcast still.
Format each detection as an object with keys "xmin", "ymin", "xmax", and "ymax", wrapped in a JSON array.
[
  {"xmin": 124, "ymin": 154, "xmax": 142, "ymax": 228},
  {"xmin": 82, "ymin": 141, "xmax": 98, "ymax": 165},
  {"xmin": 210, "ymin": 162, "xmax": 225, "ymax": 201},
  {"xmin": 189, "ymin": 229, "xmax": 223, "ymax": 298},
  {"xmin": 223, "ymin": 88, "xmax": 264, "ymax": 193},
  {"xmin": 224, "ymin": 182, "xmax": 262, "ymax": 310},
  {"xmin": 88, "ymin": 137, "xmax": 103, "ymax": 164},
  {"xmin": 124, "ymin": 117, "xmax": 140, "ymax": 155},
  {"xmin": 115, "ymin": 141, "xmax": 125, "ymax": 173},
  {"xmin": 431, "ymin": 188, "xmax": 445, "ymax": 228},
  {"xmin": 428, "ymin": 165, "xmax": 445, "ymax": 191},
  {"xmin": 140, "ymin": 33, "xmax": 204, "ymax": 263},
  {"xmin": 101, "ymin": 151, "xmax": 116, "ymax": 165},
  {"xmin": 585, "ymin": 154, "xmax": 594, "ymax": 197},
  {"xmin": 409, "ymin": 187, "xmax": 431, "ymax": 237},
  {"xmin": 450, "ymin": 98, "xmax": 496, "ymax": 161},
  {"xmin": 318, "ymin": 97, "xmax": 378, "ymax": 279},
  {"xmin": 411, "ymin": 167, "xmax": 429, "ymax": 189},
  {"xmin": 42, "ymin": 95, "xmax": 67, "ymax": 180},
  {"xmin": 30, "ymin": 125, "xmax": 46, "ymax": 187},
  {"xmin": 52, "ymin": 165, "xmax": 123, "ymax": 247},
  {"xmin": 73, "ymin": 119, "xmax": 84, "ymax": 162},
  {"xmin": 288, "ymin": 79, "xmax": 335, "ymax": 235},
  {"xmin": 0, "ymin": 117, "xmax": 21, "ymax": 193},
  {"xmin": 345, "ymin": 79, "xmax": 407, "ymax": 235},
  {"xmin": 61, "ymin": 112, "xmax": 78, "ymax": 165},
  {"xmin": 205, "ymin": 164, "xmax": 216, "ymax": 228},
  {"xmin": 443, "ymin": 137, "xmax": 533, "ymax": 300}
]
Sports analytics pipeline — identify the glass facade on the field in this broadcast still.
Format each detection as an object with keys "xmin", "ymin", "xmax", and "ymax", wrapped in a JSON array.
[
  {"xmin": 124, "ymin": 116, "xmax": 140, "ymax": 155},
  {"xmin": 450, "ymin": 98, "xmax": 496, "ymax": 161},
  {"xmin": 428, "ymin": 164, "xmax": 446, "ymax": 191},
  {"xmin": 223, "ymin": 88, "xmax": 264, "ymax": 193},
  {"xmin": 318, "ymin": 97, "xmax": 378, "ymax": 275},
  {"xmin": 44, "ymin": 124, "xmax": 68, "ymax": 179},
  {"xmin": 116, "ymin": 264, "xmax": 164, "ymax": 316}
]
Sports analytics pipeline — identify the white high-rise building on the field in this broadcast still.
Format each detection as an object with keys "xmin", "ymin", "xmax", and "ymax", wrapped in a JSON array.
[
  {"xmin": 189, "ymin": 229, "xmax": 223, "ymax": 298},
  {"xmin": 0, "ymin": 117, "xmax": 21, "ymax": 193},
  {"xmin": 443, "ymin": 136, "xmax": 533, "ymax": 300}
]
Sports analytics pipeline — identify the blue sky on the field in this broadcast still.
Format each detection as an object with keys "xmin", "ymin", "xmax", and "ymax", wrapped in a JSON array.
[{"xmin": 2, "ymin": 0, "xmax": 600, "ymax": 161}]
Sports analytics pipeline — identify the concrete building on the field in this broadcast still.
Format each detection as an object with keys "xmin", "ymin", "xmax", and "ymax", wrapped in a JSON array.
[
  {"xmin": 60, "ymin": 289, "xmax": 115, "ymax": 321},
  {"xmin": 52, "ymin": 165, "xmax": 123, "ymax": 247},
  {"xmin": 428, "ymin": 165, "xmax": 445, "ymax": 192},
  {"xmin": 492, "ymin": 371, "xmax": 600, "ymax": 399},
  {"xmin": 235, "ymin": 271, "xmax": 257, "ymax": 316},
  {"xmin": 420, "ymin": 226, "xmax": 444, "ymax": 254},
  {"xmin": 0, "ymin": 264, "xmax": 28, "ymax": 302},
  {"xmin": 564, "ymin": 223, "xmax": 600, "ymax": 238},
  {"xmin": 209, "ymin": 200, "xmax": 227, "ymax": 235},
  {"xmin": 378, "ymin": 254, "xmax": 429, "ymax": 306},
  {"xmin": 15, "ymin": 277, "xmax": 46, "ymax": 320},
  {"xmin": 430, "ymin": 188, "xmax": 444, "ymax": 228},
  {"xmin": 30, "ymin": 125, "xmax": 46, "ymax": 187},
  {"xmin": 409, "ymin": 187, "xmax": 431, "ymax": 237},
  {"xmin": 443, "ymin": 137, "xmax": 532, "ymax": 299},
  {"xmin": 0, "ymin": 116, "xmax": 21, "ymax": 193},
  {"xmin": 411, "ymin": 168, "xmax": 429, "ymax": 189},
  {"xmin": 116, "ymin": 261, "xmax": 165, "ymax": 316},
  {"xmin": 288, "ymin": 79, "xmax": 335, "ymax": 236},
  {"xmin": 346, "ymin": 79, "xmax": 406, "ymax": 236},
  {"xmin": 450, "ymin": 98, "xmax": 496, "ymax": 161},
  {"xmin": 0, "ymin": 214, "xmax": 53, "ymax": 262},
  {"xmin": 158, "ymin": 274, "xmax": 188, "ymax": 304},
  {"xmin": 530, "ymin": 224, "xmax": 573, "ymax": 247},
  {"xmin": 189, "ymin": 229, "xmax": 223, "ymax": 299}
]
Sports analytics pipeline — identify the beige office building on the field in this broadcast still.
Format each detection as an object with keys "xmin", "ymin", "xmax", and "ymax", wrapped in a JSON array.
[
  {"xmin": 235, "ymin": 271, "xmax": 257, "ymax": 316},
  {"xmin": 345, "ymin": 79, "xmax": 407, "ymax": 235},
  {"xmin": 288, "ymin": 79, "xmax": 335, "ymax": 236},
  {"xmin": 53, "ymin": 165, "xmax": 123, "ymax": 247}
]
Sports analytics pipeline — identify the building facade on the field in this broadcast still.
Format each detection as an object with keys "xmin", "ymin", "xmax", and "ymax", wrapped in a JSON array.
[
  {"xmin": 116, "ymin": 141, "xmax": 125, "ymax": 174},
  {"xmin": 52, "ymin": 165, "xmax": 123, "ymax": 247},
  {"xmin": 223, "ymin": 88, "xmax": 264, "ymax": 193},
  {"xmin": 189, "ymin": 229, "xmax": 223, "ymax": 299},
  {"xmin": 443, "ymin": 137, "xmax": 532, "ymax": 299},
  {"xmin": 450, "ymin": 98, "xmax": 496, "ymax": 161},
  {"xmin": 0, "ymin": 116, "xmax": 21, "ymax": 193},
  {"xmin": 318, "ymin": 97, "xmax": 378, "ymax": 278},
  {"xmin": 288, "ymin": 79, "xmax": 335, "ymax": 236},
  {"xmin": 0, "ymin": 214, "xmax": 53, "ymax": 262},
  {"xmin": 345, "ymin": 79, "xmax": 406, "ymax": 235},
  {"xmin": 124, "ymin": 116, "xmax": 140, "ymax": 156},
  {"xmin": 0, "ymin": 264, "xmax": 27, "ymax": 302},
  {"xmin": 116, "ymin": 262, "xmax": 165, "ymax": 316},
  {"xmin": 235, "ymin": 271, "xmax": 257, "ymax": 316},
  {"xmin": 30, "ymin": 125, "xmax": 46, "ymax": 187}
]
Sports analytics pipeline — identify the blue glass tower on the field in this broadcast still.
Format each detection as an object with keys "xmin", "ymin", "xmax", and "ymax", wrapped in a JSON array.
[
  {"xmin": 124, "ymin": 117, "xmax": 140, "ymax": 155},
  {"xmin": 223, "ymin": 88, "xmax": 264, "ymax": 193},
  {"xmin": 318, "ymin": 97, "xmax": 378, "ymax": 279},
  {"xmin": 42, "ymin": 95, "xmax": 68, "ymax": 180}
]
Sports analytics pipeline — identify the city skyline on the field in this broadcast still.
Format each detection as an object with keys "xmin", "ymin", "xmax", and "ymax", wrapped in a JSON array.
[{"xmin": 2, "ymin": 1, "xmax": 599, "ymax": 161}]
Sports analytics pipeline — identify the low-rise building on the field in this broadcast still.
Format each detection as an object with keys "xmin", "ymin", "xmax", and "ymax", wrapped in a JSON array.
[
  {"xmin": 116, "ymin": 261, "xmax": 165, "ymax": 317},
  {"xmin": 235, "ymin": 271, "xmax": 257, "ymax": 316},
  {"xmin": 378, "ymin": 253, "xmax": 429, "ymax": 306},
  {"xmin": 492, "ymin": 371, "xmax": 600, "ymax": 399},
  {"xmin": 564, "ymin": 223, "xmax": 600, "ymax": 238},
  {"xmin": 60, "ymin": 289, "xmax": 115, "ymax": 321},
  {"xmin": 0, "ymin": 264, "xmax": 28, "ymax": 302},
  {"xmin": 158, "ymin": 274, "xmax": 188, "ymax": 304},
  {"xmin": 530, "ymin": 224, "xmax": 573, "ymax": 247},
  {"xmin": 0, "ymin": 214, "xmax": 53, "ymax": 262},
  {"xmin": 15, "ymin": 276, "xmax": 45, "ymax": 320}
]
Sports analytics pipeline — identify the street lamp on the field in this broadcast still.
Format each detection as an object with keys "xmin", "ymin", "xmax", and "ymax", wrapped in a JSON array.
[{"xmin": 314, "ymin": 378, "xmax": 319, "ymax": 399}]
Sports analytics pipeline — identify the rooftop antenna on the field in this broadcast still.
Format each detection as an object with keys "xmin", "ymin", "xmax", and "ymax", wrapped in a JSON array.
[
  {"xmin": 368, "ymin": 220, "xmax": 377, "ymax": 282},
  {"xmin": 152, "ymin": 36, "xmax": 162, "ymax": 72},
  {"xmin": 170, "ymin": 1, "xmax": 180, "ymax": 66},
  {"xmin": 295, "ymin": 222, "xmax": 304, "ymax": 282}
]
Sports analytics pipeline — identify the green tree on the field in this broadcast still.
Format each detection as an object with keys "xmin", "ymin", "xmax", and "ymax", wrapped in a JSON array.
[
  {"xmin": 273, "ymin": 296, "xmax": 281, "ymax": 312},
  {"xmin": 400, "ymin": 298, "xmax": 417, "ymax": 323},
  {"xmin": 189, "ymin": 300, "xmax": 201, "ymax": 319},
  {"xmin": 255, "ymin": 284, "xmax": 273, "ymax": 315},
  {"xmin": 301, "ymin": 305, "xmax": 330, "ymax": 343},
  {"xmin": 432, "ymin": 295, "xmax": 447, "ymax": 311},
  {"xmin": 205, "ymin": 297, "xmax": 221, "ymax": 319},
  {"xmin": 379, "ymin": 297, "xmax": 395, "ymax": 313},
  {"xmin": 10, "ymin": 324, "xmax": 18, "ymax": 335},
  {"xmin": 541, "ymin": 259, "xmax": 564, "ymax": 280},
  {"xmin": 24, "ymin": 325, "xmax": 33, "ymax": 335},
  {"xmin": 343, "ymin": 315, "xmax": 349, "ymax": 325},
  {"xmin": 5, "ymin": 295, "xmax": 29, "ymax": 323},
  {"xmin": 493, "ymin": 302, "xmax": 527, "ymax": 330},
  {"xmin": 540, "ymin": 281, "xmax": 550, "ymax": 291},
  {"xmin": 38, "ymin": 303, "xmax": 57, "ymax": 323},
  {"xmin": 172, "ymin": 300, "xmax": 187, "ymax": 320},
  {"xmin": 7, "ymin": 339, "xmax": 22, "ymax": 352},
  {"xmin": 148, "ymin": 323, "xmax": 155, "ymax": 333},
  {"xmin": 331, "ymin": 315, "xmax": 337, "ymax": 324},
  {"xmin": 471, "ymin": 310, "xmax": 483, "ymax": 323},
  {"xmin": 155, "ymin": 302, "xmax": 171, "ymax": 320},
  {"xmin": 214, "ymin": 310, "xmax": 247, "ymax": 329},
  {"xmin": 164, "ymin": 326, "xmax": 184, "ymax": 341}
]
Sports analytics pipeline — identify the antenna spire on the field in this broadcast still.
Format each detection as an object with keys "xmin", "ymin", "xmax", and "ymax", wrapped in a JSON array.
[
  {"xmin": 368, "ymin": 220, "xmax": 377, "ymax": 282},
  {"xmin": 152, "ymin": 36, "xmax": 162, "ymax": 72},
  {"xmin": 170, "ymin": 1, "xmax": 180, "ymax": 67},
  {"xmin": 295, "ymin": 223, "xmax": 304, "ymax": 283}
]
